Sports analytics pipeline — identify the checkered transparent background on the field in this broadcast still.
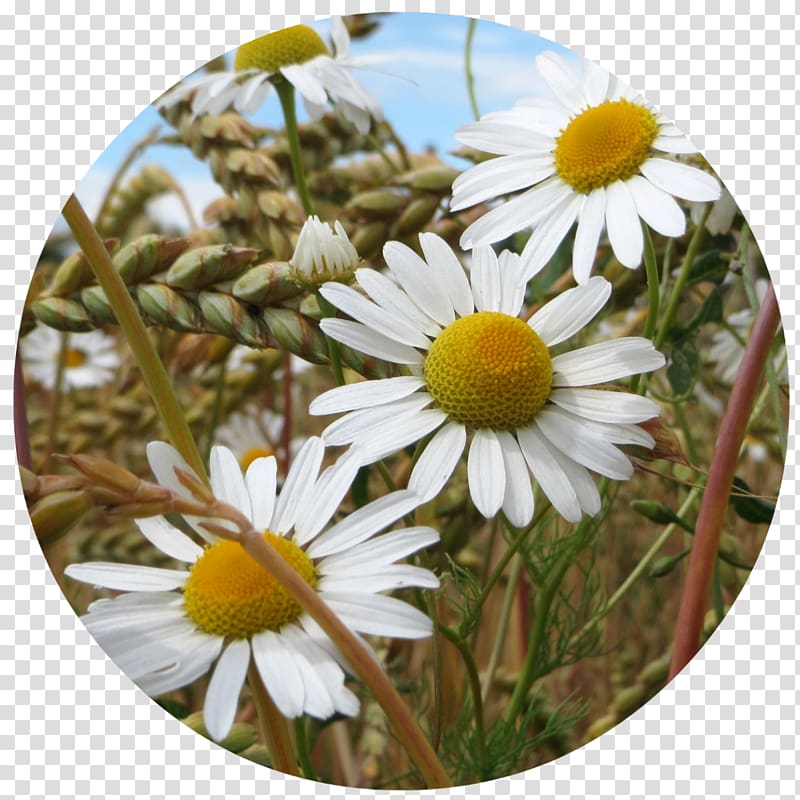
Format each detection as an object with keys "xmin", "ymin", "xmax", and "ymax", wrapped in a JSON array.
[{"xmin": 2, "ymin": 1, "xmax": 798, "ymax": 798}]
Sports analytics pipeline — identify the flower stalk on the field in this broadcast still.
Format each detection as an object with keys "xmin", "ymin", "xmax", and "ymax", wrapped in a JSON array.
[
  {"xmin": 247, "ymin": 663, "xmax": 299, "ymax": 776},
  {"xmin": 275, "ymin": 79, "xmax": 315, "ymax": 217},
  {"xmin": 61, "ymin": 195, "xmax": 208, "ymax": 482},
  {"xmin": 668, "ymin": 282, "xmax": 781, "ymax": 679}
]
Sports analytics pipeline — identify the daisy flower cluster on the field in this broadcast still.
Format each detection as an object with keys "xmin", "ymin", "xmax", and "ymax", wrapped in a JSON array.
[{"xmin": 22, "ymin": 15, "xmax": 783, "ymax": 789}]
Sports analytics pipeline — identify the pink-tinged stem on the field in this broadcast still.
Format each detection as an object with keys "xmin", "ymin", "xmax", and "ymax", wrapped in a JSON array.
[
  {"xmin": 14, "ymin": 349, "xmax": 32, "ymax": 470},
  {"xmin": 669, "ymin": 283, "xmax": 782, "ymax": 680}
]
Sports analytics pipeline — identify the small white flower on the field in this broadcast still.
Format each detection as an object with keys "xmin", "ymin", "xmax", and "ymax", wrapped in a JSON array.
[
  {"xmin": 21, "ymin": 327, "xmax": 120, "ymax": 390},
  {"xmin": 289, "ymin": 216, "xmax": 360, "ymax": 284},
  {"xmin": 310, "ymin": 233, "xmax": 666, "ymax": 526},
  {"xmin": 215, "ymin": 405, "xmax": 306, "ymax": 472},
  {"xmin": 451, "ymin": 50, "xmax": 721, "ymax": 283},
  {"xmin": 157, "ymin": 18, "xmax": 383, "ymax": 134},
  {"xmin": 65, "ymin": 438, "xmax": 438, "ymax": 742}
]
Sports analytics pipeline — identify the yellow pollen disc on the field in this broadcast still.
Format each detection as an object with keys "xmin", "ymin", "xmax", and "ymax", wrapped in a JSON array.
[
  {"xmin": 234, "ymin": 25, "xmax": 329, "ymax": 73},
  {"xmin": 554, "ymin": 99, "xmax": 660, "ymax": 194},
  {"xmin": 183, "ymin": 533, "xmax": 316, "ymax": 639},
  {"xmin": 424, "ymin": 312, "xmax": 553, "ymax": 431},
  {"xmin": 240, "ymin": 446, "xmax": 274, "ymax": 473},
  {"xmin": 64, "ymin": 348, "xmax": 87, "ymax": 368}
]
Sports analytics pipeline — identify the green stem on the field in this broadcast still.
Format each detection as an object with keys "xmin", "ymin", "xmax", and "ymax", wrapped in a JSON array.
[
  {"xmin": 668, "ymin": 283, "xmax": 781, "ymax": 679},
  {"xmin": 316, "ymin": 292, "xmax": 346, "ymax": 387},
  {"xmin": 465, "ymin": 19, "xmax": 480, "ymax": 121},
  {"xmin": 630, "ymin": 225, "xmax": 660, "ymax": 394},
  {"xmin": 481, "ymin": 554, "xmax": 522, "ymax": 703},
  {"xmin": 293, "ymin": 717, "xmax": 317, "ymax": 781},
  {"xmin": 275, "ymin": 79, "xmax": 314, "ymax": 217},
  {"xmin": 654, "ymin": 203, "xmax": 712, "ymax": 351},
  {"xmin": 62, "ymin": 194, "xmax": 207, "ymax": 481},
  {"xmin": 203, "ymin": 358, "xmax": 228, "ymax": 465},
  {"xmin": 247, "ymin": 664, "xmax": 299, "ymax": 776},
  {"xmin": 503, "ymin": 521, "xmax": 591, "ymax": 725}
]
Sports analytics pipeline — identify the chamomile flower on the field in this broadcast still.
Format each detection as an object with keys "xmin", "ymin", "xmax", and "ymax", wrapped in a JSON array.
[
  {"xmin": 289, "ymin": 215, "xmax": 361, "ymax": 285},
  {"xmin": 310, "ymin": 233, "xmax": 665, "ymax": 526},
  {"xmin": 214, "ymin": 406, "xmax": 306, "ymax": 473},
  {"xmin": 21, "ymin": 326, "xmax": 120, "ymax": 390},
  {"xmin": 65, "ymin": 438, "xmax": 438, "ymax": 741},
  {"xmin": 157, "ymin": 18, "xmax": 382, "ymax": 134},
  {"xmin": 451, "ymin": 50, "xmax": 721, "ymax": 283}
]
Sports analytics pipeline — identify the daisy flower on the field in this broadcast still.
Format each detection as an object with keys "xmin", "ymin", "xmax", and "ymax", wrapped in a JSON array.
[
  {"xmin": 21, "ymin": 326, "xmax": 120, "ymax": 390},
  {"xmin": 309, "ymin": 233, "xmax": 665, "ymax": 526},
  {"xmin": 289, "ymin": 215, "xmax": 361, "ymax": 285},
  {"xmin": 65, "ymin": 438, "xmax": 438, "ymax": 741},
  {"xmin": 157, "ymin": 18, "xmax": 382, "ymax": 134},
  {"xmin": 451, "ymin": 50, "xmax": 721, "ymax": 283}
]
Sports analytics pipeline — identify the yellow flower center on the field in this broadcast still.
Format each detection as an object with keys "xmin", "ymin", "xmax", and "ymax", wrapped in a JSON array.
[
  {"xmin": 183, "ymin": 533, "xmax": 316, "ymax": 639},
  {"xmin": 234, "ymin": 25, "xmax": 329, "ymax": 73},
  {"xmin": 63, "ymin": 348, "xmax": 87, "ymax": 368},
  {"xmin": 424, "ymin": 312, "xmax": 553, "ymax": 431},
  {"xmin": 554, "ymin": 99, "xmax": 660, "ymax": 194},
  {"xmin": 240, "ymin": 446, "xmax": 274, "ymax": 473}
]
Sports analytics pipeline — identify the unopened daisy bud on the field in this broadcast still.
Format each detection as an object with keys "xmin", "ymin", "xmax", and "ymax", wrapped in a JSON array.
[
  {"xmin": 30, "ymin": 489, "xmax": 94, "ymax": 546},
  {"xmin": 289, "ymin": 216, "xmax": 360, "ymax": 285}
]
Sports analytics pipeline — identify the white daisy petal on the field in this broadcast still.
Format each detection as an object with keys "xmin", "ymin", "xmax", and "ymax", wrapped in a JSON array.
[
  {"xmin": 497, "ymin": 250, "xmax": 527, "ymax": 316},
  {"xmin": 310, "ymin": 376, "xmax": 427, "ymax": 416},
  {"xmin": 627, "ymin": 175, "xmax": 686, "ymax": 238},
  {"xmin": 234, "ymin": 73, "xmax": 271, "ymax": 114},
  {"xmin": 470, "ymin": 246, "xmax": 502, "ymax": 312},
  {"xmin": 320, "ymin": 283, "xmax": 432, "ymax": 349},
  {"xmin": 280, "ymin": 63, "xmax": 328, "ymax": 106},
  {"xmin": 534, "ymin": 410, "xmax": 634, "ymax": 480},
  {"xmin": 293, "ymin": 449, "xmax": 362, "ymax": 546},
  {"xmin": 536, "ymin": 50, "xmax": 587, "ymax": 111},
  {"xmin": 138, "ymin": 636, "xmax": 224, "ymax": 697},
  {"xmin": 353, "ymin": 409, "xmax": 448, "ymax": 464},
  {"xmin": 605, "ymin": 180, "xmax": 644, "ymax": 268},
  {"xmin": 330, "ymin": 15, "xmax": 350, "ymax": 58},
  {"xmin": 543, "ymin": 405, "xmax": 654, "ymax": 448},
  {"xmin": 245, "ymin": 456, "xmax": 278, "ymax": 532},
  {"xmin": 355, "ymin": 268, "xmax": 441, "ymax": 338},
  {"xmin": 495, "ymin": 431, "xmax": 535, "ymax": 528},
  {"xmin": 382, "ymin": 241, "xmax": 455, "ymax": 326},
  {"xmin": 552, "ymin": 337, "xmax": 666, "ymax": 386},
  {"xmin": 408, "ymin": 421, "xmax": 467, "ymax": 504},
  {"xmin": 134, "ymin": 517, "xmax": 203, "ymax": 564},
  {"xmin": 251, "ymin": 630, "xmax": 306, "ymax": 718},
  {"xmin": 65, "ymin": 562, "xmax": 188, "ymax": 592},
  {"xmin": 308, "ymin": 489, "xmax": 420, "ymax": 559},
  {"xmin": 549, "ymin": 388, "xmax": 661, "ymax": 423},
  {"xmin": 145, "ymin": 441, "xmax": 198, "ymax": 502},
  {"xmin": 460, "ymin": 179, "xmax": 573, "ymax": 249},
  {"xmin": 320, "ymin": 394, "xmax": 434, "ymax": 447},
  {"xmin": 456, "ymin": 121, "xmax": 550, "ymax": 155},
  {"xmin": 572, "ymin": 188, "xmax": 607, "ymax": 285},
  {"xmin": 322, "ymin": 593, "xmax": 433, "ymax": 639},
  {"xmin": 545, "ymin": 446, "xmax": 602, "ymax": 516},
  {"xmin": 418, "ymin": 232, "xmax": 475, "ymax": 318},
  {"xmin": 270, "ymin": 436, "xmax": 325, "ymax": 535},
  {"xmin": 468, "ymin": 429, "xmax": 505, "ymax": 518},
  {"xmin": 516, "ymin": 426, "xmax": 582, "ymax": 523},
  {"xmin": 582, "ymin": 58, "xmax": 611, "ymax": 105},
  {"xmin": 210, "ymin": 445, "xmax": 252, "ymax": 519},
  {"xmin": 450, "ymin": 152, "xmax": 555, "ymax": 211},
  {"xmin": 319, "ymin": 564, "xmax": 439, "ymax": 593},
  {"xmin": 520, "ymin": 193, "xmax": 583, "ymax": 280},
  {"xmin": 318, "ymin": 527, "xmax": 440, "ymax": 574},
  {"xmin": 204, "ymin": 640, "xmax": 251, "ymax": 741},
  {"xmin": 639, "ymin": 158, "xmax": 721, "ymax": 202},
  {"xmin": 528, "ymin": 276, "xmax": 611, "ymax": 347},
  {"xmin": 652, "ymin": 134, "xmax": 697, "ymax": 154},
  {"xmin": 320, "ymin": 318, "xmax": 424, "ymax": 365}
]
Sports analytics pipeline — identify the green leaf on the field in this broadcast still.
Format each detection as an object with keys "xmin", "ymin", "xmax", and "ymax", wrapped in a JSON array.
[
  {"xmin": 730, "ymin": 476, "xmax": 776, "ymax": 524},
  {"xmin": 666, "ymin": 342, "xmax": 700, "ymax": 396},
  {"xmin": 687, "ymin": 249, "xmax": 728, "ymax": 286}
]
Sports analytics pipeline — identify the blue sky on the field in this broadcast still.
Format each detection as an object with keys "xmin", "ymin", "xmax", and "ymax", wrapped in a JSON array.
[{"xmin": 75, "ymin": 13, "xmax": 568, "ymax": 229}]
